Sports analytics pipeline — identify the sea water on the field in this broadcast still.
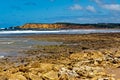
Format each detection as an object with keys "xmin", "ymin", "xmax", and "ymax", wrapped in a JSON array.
[
  {"xmin": 0, "ymin": 29, "xmax": 120, "ymax": 58},
  {"xmin": 0, "ymin": 29, "xmax": 120, "ymax": 36},
  {"xmin": 0, "ymin": 38, "xmax": 62, "ymax": 57}
]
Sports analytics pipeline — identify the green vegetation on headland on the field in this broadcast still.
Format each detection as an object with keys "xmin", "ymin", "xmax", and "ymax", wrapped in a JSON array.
[{"xmin": 1, "ymin": 23, "xmax": 120, "ymax": 30}]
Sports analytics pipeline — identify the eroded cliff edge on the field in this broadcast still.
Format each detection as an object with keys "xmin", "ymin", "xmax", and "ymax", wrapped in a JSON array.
[{"xmin": 19, "ymin": 23, "xmax": 95, "ymax": 29}]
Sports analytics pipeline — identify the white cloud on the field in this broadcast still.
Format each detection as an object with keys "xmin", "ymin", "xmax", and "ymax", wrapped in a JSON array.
[
  {"xmin": 92, "ymin": 0, "xmax": 102, "ymax": 4},
  {"xmin": 70, "ymin": 4, "xmax": 83, "ymax": 10},
  {"xmin": 91, "ymin": 0, "xmax": 120, "ymax": 12},
  {"xmin": 76, "ymin": 14, "xmax": 120, "ymax": 23},
  {"xmin": 103, "ymin": 4, "xmax": 120, "ymax": 11},
  {"xmin": 86, "ymin": 5, "xmax": 96, "ymax": 12}
]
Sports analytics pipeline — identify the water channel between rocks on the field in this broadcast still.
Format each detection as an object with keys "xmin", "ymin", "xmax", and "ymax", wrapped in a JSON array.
[{"xmin": 0, "ymin": 38, "xmax": 62, "ymax": 57}]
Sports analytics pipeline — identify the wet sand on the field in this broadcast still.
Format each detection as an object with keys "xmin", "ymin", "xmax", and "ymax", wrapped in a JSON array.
[{"xmin": 0, "ymin": 33, "xmax": 120, "ymax": 80}]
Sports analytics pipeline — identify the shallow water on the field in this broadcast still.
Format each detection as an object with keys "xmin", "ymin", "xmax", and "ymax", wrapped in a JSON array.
[
  {"xmin": 0, "ymin": 29, "xmax": 120, "ymax": 57},
  {"xmin": 0, "ymin": 38, "xmax": 62, "ymax": 57}
]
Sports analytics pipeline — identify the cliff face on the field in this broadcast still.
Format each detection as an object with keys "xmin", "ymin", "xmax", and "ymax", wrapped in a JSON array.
[
  {"xmin": 20, "ymin": 23, "xmax": 66, "ymax": 29},
  {"xmin": 13, "ymin": 23, "xmax": 120, "ymax": 30},
  {"xmin": 20, "ymin": 23, "xmax": 95, "ymax": 29}
]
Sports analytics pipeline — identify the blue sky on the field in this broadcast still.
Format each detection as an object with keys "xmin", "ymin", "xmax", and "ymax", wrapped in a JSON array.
[{"xmin": 0, "ymin": 0, "xmax": 120, "ymax": 28}]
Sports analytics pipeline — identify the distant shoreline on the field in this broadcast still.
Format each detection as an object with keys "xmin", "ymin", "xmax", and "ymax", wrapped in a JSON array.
[
  {"xmin": 0, "ymin": 29, "xmax": 120, "ymax": 35},
  {"xmin": 1, "ymin": 22, "xmax": 120, "ymax": 30}
]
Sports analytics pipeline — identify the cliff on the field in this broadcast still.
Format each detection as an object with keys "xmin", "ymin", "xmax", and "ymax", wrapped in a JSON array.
[
  {"xmin": 18, "ymin": 23, "xmax": 120, "ymax": 29},
  {"xmin": 20, "ymin": 23, "xmax": 66, "ymax": 29},
  {"xmin": 20, "ymin": 23, "xmax": 95, "ymax": 29}
]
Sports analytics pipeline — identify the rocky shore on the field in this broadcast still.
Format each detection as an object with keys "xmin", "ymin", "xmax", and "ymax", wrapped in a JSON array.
[{"xmin": 0, "ymin": 33, "xmax": 120, "ymax": 80}]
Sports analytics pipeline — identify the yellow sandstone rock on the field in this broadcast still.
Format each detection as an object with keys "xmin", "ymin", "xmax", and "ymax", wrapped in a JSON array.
[
  {"xmin": 8, "ymin": 74, "xmax": 27, "ymax": 80},
  {"xmin": 28, "ymin": 73, "xmax": 42, "ymax": 80},
  {"xmin": 70, "ymin": 53, "xmax": 87, "ymax": 60},
  {"xmin": 29, "ymin": 62, "xmax": 54, "ymax": 73},
  {"xmin": 42, "ymin": 70, "xmax": 58, "ymax": 80},
  {"xmin": 114, "ymin": 50, "xmax": 120, "ymax": 57}
]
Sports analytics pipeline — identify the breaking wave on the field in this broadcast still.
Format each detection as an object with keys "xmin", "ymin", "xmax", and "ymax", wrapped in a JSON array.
[{"xmin": 0, "ymin": 29, "xmax": 120, "ymax": 35}]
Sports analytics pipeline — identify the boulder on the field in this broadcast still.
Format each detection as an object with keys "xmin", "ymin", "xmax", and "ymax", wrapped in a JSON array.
[
  {"xmin": 42, "ymin": 70, "xmax": 58, "ymax": 80},
  {"xmin": 29, "ymin": 62, "xmax": 54, "ymax": 73},
  {"xmin": 27, "ymin": 73, "xmax": 42, "ymax": 80},
  {"xmin": 114, "ymin": 50, "xmax": 120, "ymax": 57},
  {"xmin": 8, "ymin": 74, "xmax": 27, "ymax": 80},
  {"xmin": 70, "ymin": 53, "xmax": 87, "ymax": 60}
]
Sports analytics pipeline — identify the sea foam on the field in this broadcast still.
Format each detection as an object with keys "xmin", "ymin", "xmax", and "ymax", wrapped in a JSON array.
[{"xmin": 0, "ymin": 29, "xmax": 120, "ymax": 35}]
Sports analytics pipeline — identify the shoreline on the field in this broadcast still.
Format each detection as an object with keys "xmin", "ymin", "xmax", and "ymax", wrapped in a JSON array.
[{"xmin": 0, "ymin": 29, "xmax": 120, "ymax": 35}]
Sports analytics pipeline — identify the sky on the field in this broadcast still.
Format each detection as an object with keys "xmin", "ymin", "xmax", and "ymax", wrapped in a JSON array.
[{"xmin": 0, "ymin": 0, "xmax": 120, "ymax": 28}]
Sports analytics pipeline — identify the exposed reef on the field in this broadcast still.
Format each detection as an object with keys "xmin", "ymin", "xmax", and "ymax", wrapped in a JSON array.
[{"xmin": 0, "ymin": 33, "xmax": 120, "ymax": 80}]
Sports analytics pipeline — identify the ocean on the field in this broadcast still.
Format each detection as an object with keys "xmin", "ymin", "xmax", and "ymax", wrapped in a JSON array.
[{"xmin": 0, "ymin": 29, "xmax": 120, "ymax": 36}]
